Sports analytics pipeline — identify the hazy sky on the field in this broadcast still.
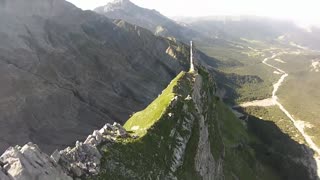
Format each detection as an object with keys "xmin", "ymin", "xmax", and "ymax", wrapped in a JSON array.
[{"xmin": 66, "ymin": 0, "xmax": 320, "ymax": 26}]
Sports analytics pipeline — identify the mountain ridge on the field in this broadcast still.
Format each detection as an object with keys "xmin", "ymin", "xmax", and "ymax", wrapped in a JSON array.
[
  {"xmin": 0, "ymin": 0, "xmax": 319, "ymax": 179},
  {"xmin": 94, "ymin": 0, "xmax": 206, "ymax": 43},
  {"xmin": 0, "ymin": 67, "xmax": 267, "ymax": 179},
  {"xmin": 0, "ymin": 0, "xmax": 190, "ymax": 154}
]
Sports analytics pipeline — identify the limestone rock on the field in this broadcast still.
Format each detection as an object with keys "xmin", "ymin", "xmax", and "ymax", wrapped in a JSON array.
[
  {"xmin": 93, "ymin": 130, "xmax": 103, "ymax": 144},
  {"xmin": 0, "ymin": 122, "xmax": 129, "ymax": 179},
  {"xmin": 0, "ymin": 143, "xmax": 72, "ymax": 180},
  {"xmin": 56, "ymin": 123, "xmax": 128, "ymax": 177},
  {"xmin": 70, "ymin": 164, "xmax": 82, "ymax": 177},
  {"xmin": 51, "ymin": 150, "xmax": 61, "ymax": 163},
  {"xmin": 59, "ymin": 141, "xmax": 102, "ymax": 177},
  {"xmin": 113, "ymin": 122, "xmax": 128, "ymax": 138}
]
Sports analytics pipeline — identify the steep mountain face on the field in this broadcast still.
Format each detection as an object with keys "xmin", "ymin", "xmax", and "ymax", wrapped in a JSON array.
[
  {"xmin": 0, "ymin": 69, "xmax": 257, "ymax": 179},
  {"xmin": 94, "ymin": 0, "xmax": 205, "ymax": 43},
  {"xmin": 93, "ymin": 70, "xmax": 226, "ymax": 180},
  {"xmin": 0, "ymin": 0, "xmax": 190, "ymax": 153}
]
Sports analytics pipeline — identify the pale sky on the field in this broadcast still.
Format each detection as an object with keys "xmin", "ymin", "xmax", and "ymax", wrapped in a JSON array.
[{"xmin": 66, "ymin": 0, "xmax": 320, "ymax": 26}]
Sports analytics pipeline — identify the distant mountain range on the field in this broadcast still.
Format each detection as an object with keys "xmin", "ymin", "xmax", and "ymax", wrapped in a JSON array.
[
  {"xmin": 175, "ymin": 16, "xmax": 320, "ymax": 50},
  {"xmin": 94, "ymin": 0, "xmax": 210, "ymax": 44},
  {"xmin": 95, "ymin": 1, "xmax": 320, "ymax": 50}
]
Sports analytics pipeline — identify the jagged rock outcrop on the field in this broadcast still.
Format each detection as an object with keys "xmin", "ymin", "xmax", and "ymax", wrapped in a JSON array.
[
  {"xmin": 1, "ymin": 67, "xmax": 317, "ymax": 180},
  {"xmin": 57, "ymin": 122, "xmax": 130, "ymax": 178},
  {"xmin": 0, "ymin": 123, "xmax": 130, "ymax": 180},
  {"xmin": 85, "ymin": 69, "xmax": 229, "ymax": 179},
  {"xmin": 0, "ymin": 143, "xmax": 72, "ymax": 180}
]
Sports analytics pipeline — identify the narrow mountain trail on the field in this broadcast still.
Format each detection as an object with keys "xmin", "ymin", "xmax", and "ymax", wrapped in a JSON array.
[{"xmin": 241, "ymin": 50, "xmax": 320, "ymax": 176}]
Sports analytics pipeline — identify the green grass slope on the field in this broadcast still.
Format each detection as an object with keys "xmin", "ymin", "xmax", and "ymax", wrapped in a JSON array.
[
  {"xmin": 91, "ymin": 71, "xmax": 198, "ymax": 179},
  {"xmin": 124, "ymin": 71, "xmax": 186, "ymax": 137},
  {"xmin": 89, "ymin": 69, "xmax": 284, "ymax": 180}
]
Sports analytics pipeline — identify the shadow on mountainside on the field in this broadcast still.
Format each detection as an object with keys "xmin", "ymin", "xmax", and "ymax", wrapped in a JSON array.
[
  {"xmin": 207, "ymin": 69, "xmax": 264, "ymax": 105},
  {"xmin": 236, "ymin": 108, "xmax": 318, "ymax": 180}
]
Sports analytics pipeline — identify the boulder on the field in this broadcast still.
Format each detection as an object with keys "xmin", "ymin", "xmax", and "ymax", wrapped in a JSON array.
[
  {"xmin": 59, "ymin": 141, "xmax": 102, "ymax": 177},
  {"xmin": 113, "ymin": 122, "xmax": 128, "ymax": 137},
  {"xmin": 0, "ymin": 143, "xmax": 72, "ymax": 180},
  {"xmin": 105, "ymin": 123, "xmax": 116, "ymax": 131},
  {"xmin": 93, "ymin": 130, "xmax": 103, "ymax": 144},
  {"xmin": 70, "ymin": 163, "xmax": 82, "ymax": 177}
]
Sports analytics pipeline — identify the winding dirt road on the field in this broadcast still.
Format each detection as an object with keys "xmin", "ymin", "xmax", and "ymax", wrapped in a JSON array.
[{"xmin": 242, "ymin": 51, "xmax": 320, "ymax": 176}]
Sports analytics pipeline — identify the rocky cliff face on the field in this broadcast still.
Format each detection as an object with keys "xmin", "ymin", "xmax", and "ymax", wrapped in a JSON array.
[
  {"xmin": 0, "ymin": 67, "xmax": 317, "ymax": 180},
  {"xmin": 1, "ymin": 68, "xmax": 223, "ymax": 180},
  {"xmin": 86, "ymin": 69, "xmax": 271, "ymax": 180},
  {"xmin": 192, "ymin": 73, "xmax": 224, "ymax": 179},
  {"xmin": 0, "ymin": 0, "xmax": 190, "ymax": 153},
  {"xmin": 0, "ymin": 122, "xmax": 132, "ymax": 180}
]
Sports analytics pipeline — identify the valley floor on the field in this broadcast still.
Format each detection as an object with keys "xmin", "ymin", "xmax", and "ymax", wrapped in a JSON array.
[
  {"xmin": 197, "ymin": 38, "xmax": 320, "ymax": 179},
  {"xmin": 237, "ymin": 48, "xmax": 320, "ymax": 176}
]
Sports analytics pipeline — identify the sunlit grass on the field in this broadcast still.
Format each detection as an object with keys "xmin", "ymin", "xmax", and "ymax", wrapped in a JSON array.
[{"xmin": 124, "ymin": 71, "xmax": 186, "ymax": 137}]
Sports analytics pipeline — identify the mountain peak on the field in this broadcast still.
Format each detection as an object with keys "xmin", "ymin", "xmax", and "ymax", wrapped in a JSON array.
[
  {"xmin": 94, "ymin": 0, "xmax": 135, "ymax": 13},
  {"xmin": 108, "ymin": 0, "xmax": 134, "ymax": 7},
  {"xmin": 112, "ymin": 0, "xmax": 131, "ymax": 4}
]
